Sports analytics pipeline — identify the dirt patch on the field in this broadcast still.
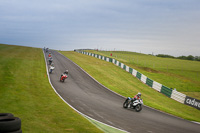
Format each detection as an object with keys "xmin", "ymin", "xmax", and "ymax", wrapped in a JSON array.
[{"xmin": 134, "ymin": 66, "xmax": 160, "ymax": 73}]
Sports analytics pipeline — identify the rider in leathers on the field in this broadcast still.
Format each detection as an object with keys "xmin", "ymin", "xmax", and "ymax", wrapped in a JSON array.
[
  {"xmin": 130, "ymin": 92, "xmax": 141, "ymax": 107},
  {"xmin": 61, "ymin": 70, "xmax": 68, "ymax": 77}
]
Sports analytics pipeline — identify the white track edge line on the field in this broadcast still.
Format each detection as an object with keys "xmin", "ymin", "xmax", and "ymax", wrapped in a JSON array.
[{"xmin": 43, "ymin": 50, "xmax": 129, "ymax": 133}]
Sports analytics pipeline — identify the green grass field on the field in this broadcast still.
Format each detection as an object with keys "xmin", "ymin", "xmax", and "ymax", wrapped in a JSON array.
[
  {"xmin": 60, "ymin": 51, "xmax": 200, "ymax": 122},
  {"xmin": 85, "ymin": 50, "xmax": 200, "ymax": 99},
  {"xmin": 1, "ymin": 43, "xmax": 199, "ymax": 132},
  {"xmin": 0, "ymin": 44, "xmax": 103, "ymax": 133}
]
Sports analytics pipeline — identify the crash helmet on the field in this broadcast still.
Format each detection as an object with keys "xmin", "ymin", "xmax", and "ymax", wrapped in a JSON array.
[
  {"xmin": 64, "ymin": 70, "xmax": 68, "ymax": 74},
  {"xmin": 137, "ymin": 92, "xmax": 141, "ymax": 97}
]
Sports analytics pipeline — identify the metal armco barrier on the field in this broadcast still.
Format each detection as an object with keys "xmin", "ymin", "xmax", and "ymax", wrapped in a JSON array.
[
  {"xmin": 161, "ymin": 85, "xmax": 172, "ymax": 97},
  {"xmin": 152, "ymin": 81, "xmax": 162, "ymax": 92},
  {"xmin": 171, "ymin": 90, "xmax": 186, "ymax": 104},
  {"xmin": 136, "ymin": 72, "xmax": 142, "ymax": 80},
  {"xmin": 184, "ymin": 96, "xmax": 200, "ymax": 110},
  {"xmin": 146, "ymin": 78, "xmax": 153, "ymax": 88},
  {"xmin": 77, "ymin": 50, "xmax": 200, "ymax": 110},
  {"xmin": 129, "ymin": 67, "xmax": 133, "ymax": 74},
  {"xmin": 141, "ymin": 74, "xmax": 147, "ymax": 84},
  {"xmin": 132, "ymin": 69, "xmax": 137, "ymax": 77},
  {"xmin": 125, "ymin": 65, "xmax": 129, "ymax": 72}
]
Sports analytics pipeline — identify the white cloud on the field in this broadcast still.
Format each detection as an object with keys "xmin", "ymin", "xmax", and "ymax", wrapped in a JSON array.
[{"xmin": 0, "ymin": 0, "xmax": 200, "ymax": 56}]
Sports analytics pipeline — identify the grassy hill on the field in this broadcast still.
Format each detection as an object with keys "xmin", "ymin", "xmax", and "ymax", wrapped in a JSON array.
[
  {"xmin": 0, "ymin": 44, "xmax": 102, "ymax": 133},
  {"xmin": 1, "ymin": 43, "xmax": 199, "ymax": 132},
  {"xmin": 86, "ymin": 50, "xmax": 200, "ymax": 99},
  {"xmin": 60, "ymin": 51, "xmax": 200, "ymax": 122}
]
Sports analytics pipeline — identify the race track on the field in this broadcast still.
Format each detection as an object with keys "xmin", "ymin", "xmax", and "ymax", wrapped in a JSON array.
[{"xmin": 45, "ymin": 50, "xmax": 200, "ymax": 133}]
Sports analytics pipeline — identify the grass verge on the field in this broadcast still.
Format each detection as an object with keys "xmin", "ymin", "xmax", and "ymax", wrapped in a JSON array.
[
  {"xmin": 87, "ymin": 50, "xmax": 200, "ymax": 99},
  {"xmin": 60, "ymin": 51, "xmax": 200, "ymax": 122},
  {"xmin": 0, "ymin": 44, "xmax": 103, "ymax": 133}
]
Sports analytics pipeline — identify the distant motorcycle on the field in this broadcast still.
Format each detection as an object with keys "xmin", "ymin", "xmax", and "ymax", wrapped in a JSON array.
[
  {"xmin": 46, "ymin": 48, "xmax": 49, "ymax": 53},
  {"xmin": 123, "ymin": 97, "xmax": 143, "ymax": 112},
  {"xmin": 49, "ymin": 57, "xmax": 53, "ymax": 65},
  {"xmin": 49, "ymin": 65, "xmax": 55, "ymax": 73},
  {"xmin": 60, "ymin": 74, "xmax": 68, "ymax": 82}
]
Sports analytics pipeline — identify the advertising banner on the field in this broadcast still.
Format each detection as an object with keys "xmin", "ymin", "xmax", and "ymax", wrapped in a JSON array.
[{"xmin": 184, "ymin": 96, "xmax": 200, "ymax": 110}]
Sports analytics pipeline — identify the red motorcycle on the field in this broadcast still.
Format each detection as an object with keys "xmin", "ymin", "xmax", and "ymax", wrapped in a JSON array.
[{"xmin": 60, "ymin": 74, "xmax": 68, "ymax": 82}]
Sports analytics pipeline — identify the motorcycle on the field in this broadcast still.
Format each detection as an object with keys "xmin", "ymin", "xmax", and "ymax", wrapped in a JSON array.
[
  {"xmin": 60, "ymin": 74, "xmax": 68, "ymax": 82},
  {"xmin": 49, "ymin": 57, "xmax": 53, "ymax": 65},
  {"xmin": 46, "ymin": 48, "xmax": 49, "ymax": 53},
  {"xmin": 49, "ymin": 65, "xmax": 55, "ymax": 73},
  {"xmin": 123, "ymin": 97, "xmax": 143, "ymax": 112}
]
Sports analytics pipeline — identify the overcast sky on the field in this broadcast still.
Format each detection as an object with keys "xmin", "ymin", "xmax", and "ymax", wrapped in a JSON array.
[{"xmin": 0, "ymin": 0, "xmax": 200, "ymax": 56}]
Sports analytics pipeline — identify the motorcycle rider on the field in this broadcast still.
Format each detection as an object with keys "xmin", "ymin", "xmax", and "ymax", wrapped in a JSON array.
[
  {"xmin": 64, "ymin": 70, "xmax": 68, "ymax": 75},
  {"xmin": 49, "ymin": 57, "xmax": 53, "ymax": 65},
  {"xmin": 60, "ymin": 70, "xmax": 68, "ymax": 81},
  {"xmin": 130, "ymin": 92, "xmax": 141, "ymax": 107},
  {"xmin": 49, "ymin": 63, "xmax": 55, "ymax": 73},
  {"xmin": 48, "ymin": 52, "xmax": 52, "ymax": 57},
  {"xmin": 134, "ymin": 92, "xmax": 141, "ymax": 100},
  {"xmin": 61, "ymin": 70, "xmax": 68, "ymax": 77}
]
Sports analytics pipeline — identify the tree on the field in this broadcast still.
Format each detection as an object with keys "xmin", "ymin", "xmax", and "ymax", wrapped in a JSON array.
[{"xmin": 187, "ymin": 55, "xmax": 194, "ymax": 60}]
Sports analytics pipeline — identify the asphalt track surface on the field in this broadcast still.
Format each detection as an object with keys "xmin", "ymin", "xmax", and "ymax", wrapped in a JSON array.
[{"xmin": 45, "ymin": 50, "xmax": 200, "ymax": 133}]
